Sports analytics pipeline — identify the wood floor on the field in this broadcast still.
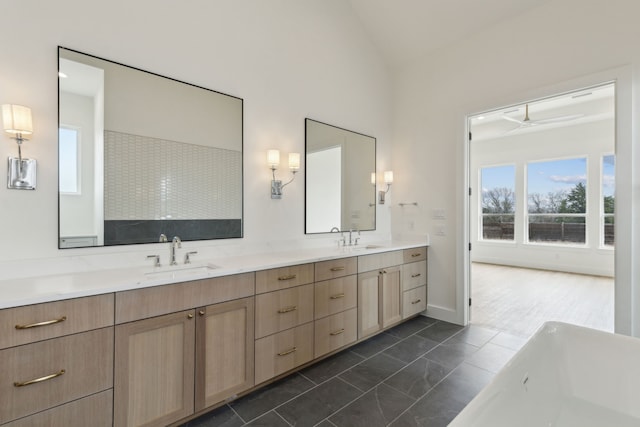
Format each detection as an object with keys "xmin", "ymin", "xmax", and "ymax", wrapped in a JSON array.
[{"xmin": 471, "ymin": 262, "xmax": 614, "ymax": 338}]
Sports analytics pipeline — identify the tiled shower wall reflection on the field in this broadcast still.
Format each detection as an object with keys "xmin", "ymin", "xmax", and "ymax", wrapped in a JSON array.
[{"xmin": 104, "ymin": 131, "xmax": 242, "ymax": 220}]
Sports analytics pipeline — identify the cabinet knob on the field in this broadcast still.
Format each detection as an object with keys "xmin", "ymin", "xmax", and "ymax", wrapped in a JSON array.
[
  {"xmin": 187, "ymin": 314, "xmax": 194, "ymax": 319},
  {"xmin": 199, "ymin": 310, "xmax": 205, "ymax": 316}
]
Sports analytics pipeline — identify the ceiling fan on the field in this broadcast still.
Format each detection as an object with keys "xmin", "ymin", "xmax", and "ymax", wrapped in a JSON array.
[{"xmin": 502, "ymin": 104, "xmax": 583, "ymax": 131}]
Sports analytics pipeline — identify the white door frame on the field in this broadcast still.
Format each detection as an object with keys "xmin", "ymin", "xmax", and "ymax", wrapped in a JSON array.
[{"xmin": 461, "ymin": 66, "xmax": 634, "ymax": 335}]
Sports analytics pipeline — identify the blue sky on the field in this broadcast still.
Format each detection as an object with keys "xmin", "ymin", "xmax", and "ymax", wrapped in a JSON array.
[{"xmin": 481, "ymin": 155, "xmax": 615, "ymax": 197}]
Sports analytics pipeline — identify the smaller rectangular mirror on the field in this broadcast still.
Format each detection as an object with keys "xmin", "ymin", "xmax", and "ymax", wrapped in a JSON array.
[{"xmin": 305, "ymin": 119, "xmax": 376, "ymax": 233}]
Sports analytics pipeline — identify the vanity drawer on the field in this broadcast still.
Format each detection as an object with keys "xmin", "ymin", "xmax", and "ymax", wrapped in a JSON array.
[
  {"xmin": 254, "ymin": 322, "xmax": 314, "ymax": 384},
  {"xmin": 403, "ymin": 286, "xmax": 427, "ymax": 319},
  {"xmin": 115, "ymin": 272, "xmax": 254, "ymax": 323},
  {"xmin": 255, "ymin": 284, "xmax": 314, "ymax": 339},
  {"xmin": 402, "ymin": 260, "xmax": 427, "ymax": 291},
  {"xmin": 314, "ymin": 308, "xmax": 357, "ymax": 358},
  {"xmin": 0, "ymin": 294, "xmax": 114, "ymax": 350},
  {"xmin": 4, "ymin": 389, "xmax": 113, "ymax": 427},
  {"xmin": 0, "ymin": 327, "xmax": 114, "ymax": 424},
  {"xmin": 403, "ymin": 246, "xmax": 427, "ymax": 263},
  {"xmin": 314, "ymin": 275, "xmax": 357, "ymax": 319},
  {"xmin": 357, "ymin": 250, "xmax": 403, "ymax": 273},
  {"xmin": 255, "ymin": 263, "xmax": 314, "ymax": 294},
  {"xmin": 314, "ymin": 257, "xmax": 357, "ymax": 282}
]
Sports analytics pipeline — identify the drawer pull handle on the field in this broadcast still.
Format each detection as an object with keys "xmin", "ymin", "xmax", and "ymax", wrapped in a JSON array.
[
  {"xmin": 330, "ymin": 328, "xmax": 345, "ymax": 336},
  {"xmin": 411, "ymin": 253, "xmax": 421, "ymax": 258},
  {"xmin": 412, "ymin": 299, "xmax": 422, "ymax": 305},
  {"xmin": 330, "ymin": 293, "xmax": 345, "ymax": 300},
  {"xmin": 411, "ymin": 273, "xmax": 422, "ymax": 278},
  {"xmin": 277, "ymin": 306, "xmax": 298, "ymax": 314},
  {"xmin": 330, "ymin": 266, "xmax": 345, "ymax": 272},
  {"xmin": 277, "ymin": 347, "xmax": 297, "ymax": 356},
  {"xmin": 14, "ymin": 369, "xmax": 66, "ymax": 387},
  {"xmin": 278, "ymin": 274, "xmax": 297, "ymax": 281},
  {"xmin": 15, "ymin": 316, "xmax": 67, "ymax": 330}
]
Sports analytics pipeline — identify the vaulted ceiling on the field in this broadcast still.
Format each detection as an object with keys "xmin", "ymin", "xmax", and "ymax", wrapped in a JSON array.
[{"xmin": 348, "ymin": 0, "xmax": 550, "ymax": 70}]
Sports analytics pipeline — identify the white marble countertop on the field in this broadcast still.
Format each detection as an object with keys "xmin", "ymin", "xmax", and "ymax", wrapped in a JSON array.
[{"xmin": 0, "ymin": 240, "xmax": 428, "ymax": 310}]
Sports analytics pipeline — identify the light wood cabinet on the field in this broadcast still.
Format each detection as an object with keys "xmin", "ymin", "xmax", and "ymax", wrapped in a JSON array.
[
  {"xmin": 114, "ymin": 310, "xmax": 196, "ymax": 427},
  {"xmin": 0, "ymin": 294, "xmax": 114, "ymax": 349},
  {"xmin": 314, "ymin": 257, "xmax": 357, "ymax": 282},
  {"xmin": 381, "ymin": 265, "xmax": 403, "ymax": 328},
  {"xmin": 403, "ymin": 286, "xmax": 427, "ymax": 319},
  {"xmin": 357, "ymin": 251, "xmax": 404, "ymax": 339},
  {"xmin": 357, "ymin": 270, "xmax": 382, "ymax": 339},
  {"xmin": 255, "ymin": 284, "xmax": 314, "ymax": 339},
  {"xmin": 255, "ymin": 263, "xmax": 314, "ymax": 294},
  {"xmin": 314, "ymin": 275, "xmax": 357, "ymax": 319},
  {"xmin": 115, "ymin": 273, "xmax": 254, "ymax": 324},
  {"xmin": 0, "ymin": 327, "xmax": 113, "ymax": 425},
  {"xmin": 114, "ymin": 273, "xmax": 258, "ymax": 426},
  {"xmin": 402, "ymin": 260, "xmax": 427, "ymax": 291},
  {"xmin": 1, "ymin": 244, "xmax": 428, "ymax": 426},
  {"xmin": 314, "ymin": 308, "xmax": 357, "ymax": 357},
  {"xmin": 401, "ymin": 247, "xmax": 428, "ymax": 319},
  {"xmin": 195, "ymin": 297, "xmax": 254, "ymax": 411},
  {"xmin": 254, "ymin": 322, "xmax": 314, "ymax": 385},
  {"xmin": 4, "ymin": 389, "xmax": 113, "ymax": 427}
]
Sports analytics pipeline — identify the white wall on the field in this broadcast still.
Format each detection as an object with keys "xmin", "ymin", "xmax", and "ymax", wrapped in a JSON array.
[
  {"xmin": 0, "ymin": 0, "xmax": 392, "ymax": 275},
  {"xmin": 471, "ymin": 119, "xmax": 615, "ymax": 277},
  {"xmin": 391, "ymin": 0, "xmax": 640, "ymax": 335}
]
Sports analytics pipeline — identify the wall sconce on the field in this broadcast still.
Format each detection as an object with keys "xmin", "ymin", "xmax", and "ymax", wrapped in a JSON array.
[
  {"xmin": 378, "ymin": 170, "xmax": 393, "ymax": 204},
  {"xmin": 268, "ymin": 149, "xmax": 300, "ymax": 199},
  {"xmin": 2, "ymin": 104, "xmax": 36, "ymax": 190}
]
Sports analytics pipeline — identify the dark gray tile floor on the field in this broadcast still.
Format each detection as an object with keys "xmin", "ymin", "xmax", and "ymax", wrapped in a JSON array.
[{"xmin": 181, "ymin": 317, "xmax": 524, "ymax": 427}]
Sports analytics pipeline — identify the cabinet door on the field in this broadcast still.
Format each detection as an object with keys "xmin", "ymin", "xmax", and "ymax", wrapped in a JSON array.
[
  {"xmin": 195, "ymin": 297, "xmax": 254, "ymax": 411},
  {"xmin": 381, "ymin": 265, "xmax": 402, "ymax": 328},
  {"xmin": 357, "ymin": 270, "xmax": 382, "ymax": 339},
  {"xmin": 114, "ymin": 310, "xmax": 195, "ymax": 427}
]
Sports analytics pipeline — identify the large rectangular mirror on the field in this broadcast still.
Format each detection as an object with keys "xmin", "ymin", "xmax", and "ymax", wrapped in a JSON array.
[
  {"xmin": 305, "ymin": 118, "xmax": 376, "ymax": 234},
  {"xmin": 58, "ymin": 47, "xmax": 243, "ymax": 248}
]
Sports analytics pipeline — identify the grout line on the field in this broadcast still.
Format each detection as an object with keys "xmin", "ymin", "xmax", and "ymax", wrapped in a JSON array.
[
  {"xmin": 272, "ymin": 409, "xmax": 295, "ymax": 427},
  {"xmin": 228, "ymin": 404, "xmax": 246, "ymax": 424}
]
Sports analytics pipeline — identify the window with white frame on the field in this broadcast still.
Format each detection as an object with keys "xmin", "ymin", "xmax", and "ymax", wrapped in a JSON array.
[
  {"xmin": 59, "ymin": 126, "xmax": 80, "ymax": 194},
  {"xmin": 527, "ymin": 157, "xmax": 587, "ymax": 245},
  {"xmin": 480, "ymin": 165, "xmax": 515, "ymax": 241}
]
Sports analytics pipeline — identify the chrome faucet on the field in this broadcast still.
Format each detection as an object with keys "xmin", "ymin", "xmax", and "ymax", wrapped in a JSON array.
[{"xmin": 170, "ymin": 236, "xmax": 182, "ymax": 265}]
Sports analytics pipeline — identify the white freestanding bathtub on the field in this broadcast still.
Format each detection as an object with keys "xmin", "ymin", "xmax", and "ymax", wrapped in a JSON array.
[{"xmin": 450, "ymin": 322, "xmax": 640, "ymax": 427}]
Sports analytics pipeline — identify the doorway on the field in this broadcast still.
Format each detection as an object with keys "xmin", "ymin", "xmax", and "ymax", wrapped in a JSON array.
[{"xmin": 467, "ymin": 83, "xmax": 615, "ymax": 338}]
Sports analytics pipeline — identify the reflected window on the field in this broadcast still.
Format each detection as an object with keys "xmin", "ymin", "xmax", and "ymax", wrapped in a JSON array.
[
  {"xmin": 602, "ymin": 155, "xmax": 615, "ymax": 247},
  {"xmin": 59, "ymin": 126, "xmax": 80, "ymax": 194},
  {"xmin": 480, "ymin": 165, "xmax": 515, "ymax": 241}
]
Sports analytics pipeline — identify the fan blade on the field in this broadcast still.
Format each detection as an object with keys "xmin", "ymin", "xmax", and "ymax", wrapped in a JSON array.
[
  {"xmin": 502, "ymin": 115, "xmax": 525, "ymax": 125},
  {"xmin": 531, "ymin": 114, "xmax": 584, "ymax": 125}
]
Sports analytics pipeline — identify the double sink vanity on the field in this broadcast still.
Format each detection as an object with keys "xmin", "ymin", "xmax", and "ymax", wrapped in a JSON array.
[
  {"xmin": 0, "ymin": 242, "xmax": 428, "ymax": 427},
  {"xmin": 0, "ymin": 46, "xmax": 432, "ymax": 427}
]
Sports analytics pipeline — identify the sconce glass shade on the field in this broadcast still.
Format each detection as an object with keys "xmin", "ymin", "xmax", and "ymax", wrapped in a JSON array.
[
  {"xmin": 267, "ymin": 149, "xmax": 280, "ymax": 168},
  {"xmin": 2, "ymin": 104, "xmax": 33, "ymax": 135},
  {"xmin": 371, "ymin": 172, "xmax": 376, "ymax": 185},
  {"xmin": 288, "ymin": 152, "xmax": 300, "ymax": 171},
  {"xmin": 384, "ymin": 170, "xmax": 394, "ymax": 184}
]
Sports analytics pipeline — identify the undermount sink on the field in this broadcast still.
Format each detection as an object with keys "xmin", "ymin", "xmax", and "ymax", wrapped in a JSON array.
[
  {"xmin": 144, "ymin": 263, "xmax": 219, "ymax": 281},
  {"xmin": 349, "ymin": 244, "xmax": 384, "ymax": 251}
]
